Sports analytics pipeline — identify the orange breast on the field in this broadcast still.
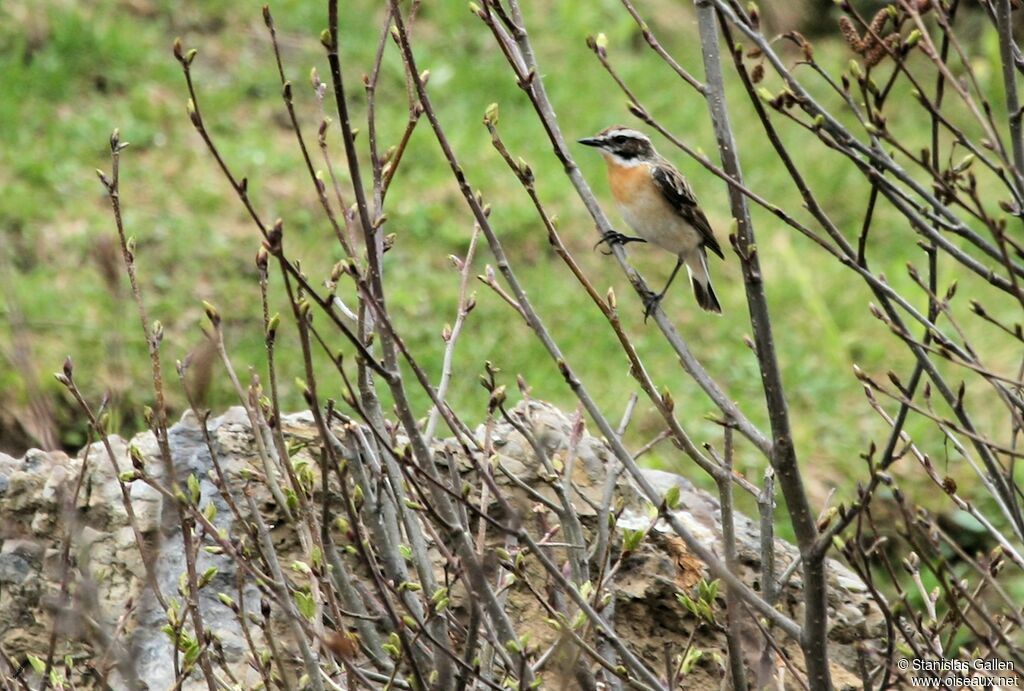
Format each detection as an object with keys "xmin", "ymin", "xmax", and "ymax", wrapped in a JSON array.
[{"xmin": 605, "ymin": 156, "xmax": 649, "ymax": 205}]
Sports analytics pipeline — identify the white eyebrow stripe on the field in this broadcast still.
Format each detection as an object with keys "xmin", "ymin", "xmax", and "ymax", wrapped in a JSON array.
[{"xmin": 605, "ymin": 128, "xmax": 649, "ymax": 142}]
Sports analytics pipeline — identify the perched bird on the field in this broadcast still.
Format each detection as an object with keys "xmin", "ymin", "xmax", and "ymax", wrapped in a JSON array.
[{"xmin": 579, "ymin": 126, "xmax": 725, "ymax": 316}]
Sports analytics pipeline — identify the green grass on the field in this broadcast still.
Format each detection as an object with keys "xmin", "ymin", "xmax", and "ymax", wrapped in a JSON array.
[{"xmin": 1, "ymin": 0, "xmax": 1018, "ymax": 534}]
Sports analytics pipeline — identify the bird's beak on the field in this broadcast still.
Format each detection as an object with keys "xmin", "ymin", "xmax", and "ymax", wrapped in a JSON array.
[{"xmin": 577, "ymin": 136, "xmax": 603, "ymax": 148}]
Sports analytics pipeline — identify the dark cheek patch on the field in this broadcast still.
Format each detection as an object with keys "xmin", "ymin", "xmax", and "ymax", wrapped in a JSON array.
[{"xmin": 618, "ymin": 149, "xmax": 638, "ymax": 160}]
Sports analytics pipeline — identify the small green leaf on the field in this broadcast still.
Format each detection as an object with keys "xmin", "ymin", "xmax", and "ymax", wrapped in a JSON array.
[
  {"xmin": 295, "ymin": 591, "xmax": 315, "ymax": 620},
  {"xmin": 484, "ymin": 102, "xmax": 499, "ymax": 125},
  {"xmin": 184, "ymin": 640, "xmax": 201, "ymax": 666},
  {"xmin": 27, "ymin": 655, "xmax": 46, "ymax": 675},
  {"xmin": 622, "ymin": 528, "xmax": 645, "ymax": 552},
  {"xmin": 199, "ymin": 567, "xmax": 217, "ymax": 588},
  {"xmin": 681, "ymin": 647, "xmax": 703, "ymax": 674},
  {"xmin": 664, "ymin": 485, "xmax": 681, "ymax": 511},
  {"xmin": 187, "ymin": 474, "xmax": 201, "ymax": 504}
]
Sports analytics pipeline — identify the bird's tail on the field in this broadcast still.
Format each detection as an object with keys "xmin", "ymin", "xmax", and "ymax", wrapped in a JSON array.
[{"xmin": 686, "ymin": 251, "xmax": 722, "ymax": 314}]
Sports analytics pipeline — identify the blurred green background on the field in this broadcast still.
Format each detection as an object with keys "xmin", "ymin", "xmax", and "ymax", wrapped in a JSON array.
[{"xmin": 0, "ymin": 0, "xmax": 1017, "ymax": 533}]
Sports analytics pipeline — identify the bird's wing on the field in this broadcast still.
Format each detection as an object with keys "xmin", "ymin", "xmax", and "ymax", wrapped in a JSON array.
[{"xmin": 651, "ymin": 162, "xmax": 725, "ymax": 259}]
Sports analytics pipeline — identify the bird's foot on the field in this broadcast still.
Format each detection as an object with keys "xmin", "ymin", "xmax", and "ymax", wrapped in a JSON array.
[
  {"xmin": 594, "ymin": 230, "xmax": 647, "ymax": 255},
  {"xmin": 641, "ymin": 289, "xmax": 664, "ymax": 322}
]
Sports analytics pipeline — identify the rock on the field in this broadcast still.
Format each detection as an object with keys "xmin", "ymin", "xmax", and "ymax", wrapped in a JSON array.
[
  {"xmin": 0, "ymin": 401, "xmax": 882, "ymax": 689},
  {"xmin": 0, "ymin": 552, "xmax": 32, "ymax": 585}
]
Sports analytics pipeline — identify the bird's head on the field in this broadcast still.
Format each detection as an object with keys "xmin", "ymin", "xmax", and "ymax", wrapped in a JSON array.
[{"xmin": 578, "ymin": 126, "xmax": 655, "ymax": 164}]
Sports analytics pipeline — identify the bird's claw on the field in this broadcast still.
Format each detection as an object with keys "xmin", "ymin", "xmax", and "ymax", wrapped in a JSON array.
[
  {"xmin": 641, "ymin": 290, "xmax": 664, "ymax": 322},
  {"xmin": 594, "ymin": 230, "xmax": 647, "ymax": 255}
]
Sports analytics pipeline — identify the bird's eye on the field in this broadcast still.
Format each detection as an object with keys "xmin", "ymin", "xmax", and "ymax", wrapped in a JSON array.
[{"xmin": 613, "ymin": 135, "xmax": 627, "ymax": 144}]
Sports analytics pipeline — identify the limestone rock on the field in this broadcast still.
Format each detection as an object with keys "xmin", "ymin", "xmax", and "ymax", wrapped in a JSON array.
[{"xmin": 0, "ymin": 401, "xmax": 881, "ymax": 689}]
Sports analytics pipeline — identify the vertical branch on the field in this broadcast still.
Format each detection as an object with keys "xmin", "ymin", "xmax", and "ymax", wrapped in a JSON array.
[
  {"xmin": 243, "ymin": 490, "xmax": 327, "ymax": 691},
  {"xmin": 424, "ymin": 226, "xmax": 481, "ymax": 444},
  {"xmin": 758, "ymin": 467, "xmax": 776, "ymax": 606},
  {"xmin": 97, "ymin": 132, "xmax": 218, "ymax": 691},
  {"xmin": 692, "ymin": 4, "xmax": 830, "ymax": 688},
  {"xmin": 713, "ymin": 427, "xmax": 748, "ymax": 691},
  {"xmin": 995, "ymin": 0, "xmax": 1024, "ymax": 191}
]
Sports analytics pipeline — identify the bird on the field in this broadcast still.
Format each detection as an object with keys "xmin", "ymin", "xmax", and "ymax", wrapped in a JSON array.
[{"xmin": 579, "ymin": 126, "xmax": 725, "ymax": 317}]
